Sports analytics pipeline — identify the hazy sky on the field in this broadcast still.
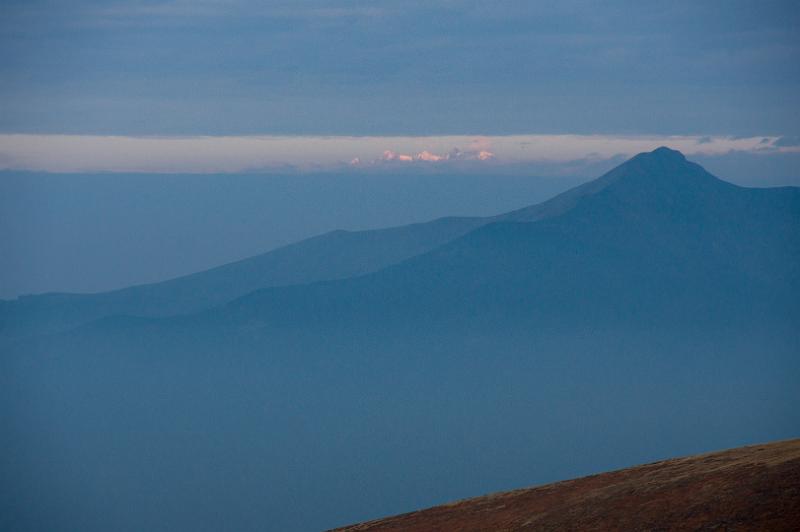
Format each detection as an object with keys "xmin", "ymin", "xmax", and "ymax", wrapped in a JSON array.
[
  {"xmin": 1, "ymin": 134, "xmax": 796, "ymax": 174},
  {"xmin": 1, "ymin": 1, "xmax": 798, "ymax": 139}
]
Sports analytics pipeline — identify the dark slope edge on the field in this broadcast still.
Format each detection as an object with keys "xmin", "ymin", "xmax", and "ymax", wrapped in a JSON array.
[{"xmin": 331, "ymin": 438, "xmax": 800, "ymax": 531}]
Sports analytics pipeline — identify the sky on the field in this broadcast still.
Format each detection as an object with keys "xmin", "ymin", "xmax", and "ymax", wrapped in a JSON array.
[
  {"xmin": 1, "ymin": 0, "xmax": 800, "ymax": 296},
  {"xmin": 0, "ymin": 134, "xmax": 797, "ymax": 174},
  {"xmin": 0, "ymin": 1, "xmax": 799, "ymax": 175}
]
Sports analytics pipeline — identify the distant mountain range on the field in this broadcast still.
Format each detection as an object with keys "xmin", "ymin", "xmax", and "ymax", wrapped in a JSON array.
[
  {"xmin": 2, "ymin": 147, "xmax": 798, "ymax": 532},
  {"xmin": 203, "ymin": 146, "xmax": 798, "ymax": 334},
  {"xmin": 3, "ymin": 147, "xmax": 797, "ymax": 340}
]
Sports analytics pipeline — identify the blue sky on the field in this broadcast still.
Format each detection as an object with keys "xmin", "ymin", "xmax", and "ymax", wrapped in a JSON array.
[{"xmin": 2, "ymin": 0, "xmax": 799, "ymax": 136}]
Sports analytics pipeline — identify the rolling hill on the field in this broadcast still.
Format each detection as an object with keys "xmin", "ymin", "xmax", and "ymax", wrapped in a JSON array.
[{"xmin": 332, "ymin": 439, "xmax": 800, "ymax": 531}]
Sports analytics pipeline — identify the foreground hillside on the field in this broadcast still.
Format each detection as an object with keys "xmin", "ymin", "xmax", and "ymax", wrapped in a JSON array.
[{"xmin": 333, "ymin": 439, "xmax": 800, "ymax": 531}]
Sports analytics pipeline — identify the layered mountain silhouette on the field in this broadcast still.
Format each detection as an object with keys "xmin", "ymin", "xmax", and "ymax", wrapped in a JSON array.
[
  {"xmin": 2, "ymin": 147, "xmax": 798, "ymax": 532},
  {"xmin": 0, "ymin": 216, "xmax": 487, "ymax": 339},
  {"xmin": 205, "ymin": 146, "xmax": 798, "ymax": 334},
  {"xmin": 3, "ymin": 147, "xmax": 798, "ymax": 340}
]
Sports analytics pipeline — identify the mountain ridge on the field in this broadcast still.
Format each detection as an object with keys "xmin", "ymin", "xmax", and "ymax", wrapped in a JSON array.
[
  {"xmin": 197, "ymin": 147, "xmax": 798, "ymax": 334},
  {"xmin": 5, "ymin": 146, "xmax": 797, "ymax": 341}
]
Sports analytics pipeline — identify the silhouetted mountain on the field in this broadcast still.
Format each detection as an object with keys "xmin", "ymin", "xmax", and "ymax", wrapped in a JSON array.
[
  {"xmin": 2, "ymin": 148, "xmax": 798, "ymax": 532},
  {"xmin": 193, "ymin": 146, "xmax": 799, "ymax": 334},
  {"xmin": 0, "ymin": 168, "xmax": 608, "ymax": 339},
  {"xmin": 6, "ymin": 147, "xmax": 796, "ymax": 341},
  {"xmin": 0, "ymin": 216, "xmax": 487, "ymax": 339}
]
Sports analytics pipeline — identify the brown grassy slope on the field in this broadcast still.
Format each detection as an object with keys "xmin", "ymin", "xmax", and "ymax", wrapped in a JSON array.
[{"xmin": 331, "ymin": 439, "xmax": 800, "ymax": 531}]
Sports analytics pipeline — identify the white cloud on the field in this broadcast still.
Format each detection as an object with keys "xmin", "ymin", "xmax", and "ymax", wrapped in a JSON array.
[{"xmin": 0, "ymin": 134, "xmax": 793, "ymax": 174}]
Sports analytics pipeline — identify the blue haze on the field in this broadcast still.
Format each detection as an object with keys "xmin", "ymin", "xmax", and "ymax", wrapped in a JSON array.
[
  {"xmin": 0, "ymin": 172, "xmax": 586, "ymax": 298},
  {"xmin": 1, "ymin": 0, "xmax": 799, "ymax": 529},
  {"xmin": 1, "ymin": 149, "xmax": 798, "ymax": 531}
]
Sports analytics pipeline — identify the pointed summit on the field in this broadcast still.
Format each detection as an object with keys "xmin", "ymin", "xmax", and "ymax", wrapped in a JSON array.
[
  {"xmin": 615, "ymin": 146, "xmax": 694, "ymax": 176},
  {"xmin": 592, "ymin": 146, "xmax": 726, "ymax": 196},
  {"xmin": 616, "ymin": 146, "xmax": 692, "ymax": 173},
  {"xmin": 501, "ymin": 147, "xmax": 725, "ymax": 223},
  {"xmin": 654, "ymin": 146, "xmax": 684, "ymax": 156},
  {"xmin": 646, "ymin": 146, "xmax": 687, "ymax": 160}
]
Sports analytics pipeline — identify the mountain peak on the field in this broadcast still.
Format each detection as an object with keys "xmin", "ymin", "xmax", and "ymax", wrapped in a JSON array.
[
  {"xmin": 623, "ymin": 146, "xmax": 690, "ymax": 171},
  {"xmin": 592, "ymin": 146, "xmax": 730, "ymax": 203},
  {"xmin": 649, "ymin": 146, "xmax": 686, "ymax": 160},
  {"xmin": 500, "ymin": 147, "xmax": 725, "ymax": 223},
  {"xmin": 606, "ymin": 146, "xmax": 715, "ymax": 185}
]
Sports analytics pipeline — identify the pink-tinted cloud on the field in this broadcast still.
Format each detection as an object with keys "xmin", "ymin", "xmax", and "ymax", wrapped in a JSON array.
[
  {"xmin": 381, "ymin": 150, "xmax": 414, "ymax": 162},
  {"xmin": 416, "ymin": 150, "xmax": 445, "ymax": 162},
  {"xmin": 0, "ymin": 134, "xmax": 789, "ymax": 173},
  {"xmin": 374, "ymin": 146, "xmax": 495, "ymax": 166}
]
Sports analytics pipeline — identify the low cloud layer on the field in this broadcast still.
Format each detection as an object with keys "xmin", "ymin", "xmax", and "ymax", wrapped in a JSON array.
[
  {"xmin": 0, "ymin": 134, "xmax": 795, "ymax": 174},
  {"xmin": 371, "ymin": 146, "xmax": 494, "ymax": 165}
]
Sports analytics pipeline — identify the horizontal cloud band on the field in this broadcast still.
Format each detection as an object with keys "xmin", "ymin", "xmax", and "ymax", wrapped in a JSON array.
[{"xmin": 0, "ymin": 134, "xmax": 793, "ymax": 174}]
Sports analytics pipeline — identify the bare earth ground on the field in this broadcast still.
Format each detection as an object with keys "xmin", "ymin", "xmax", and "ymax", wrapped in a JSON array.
[{"xmin": 331, "ymin": 439, "xmax": 800, "ymax": 531}]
